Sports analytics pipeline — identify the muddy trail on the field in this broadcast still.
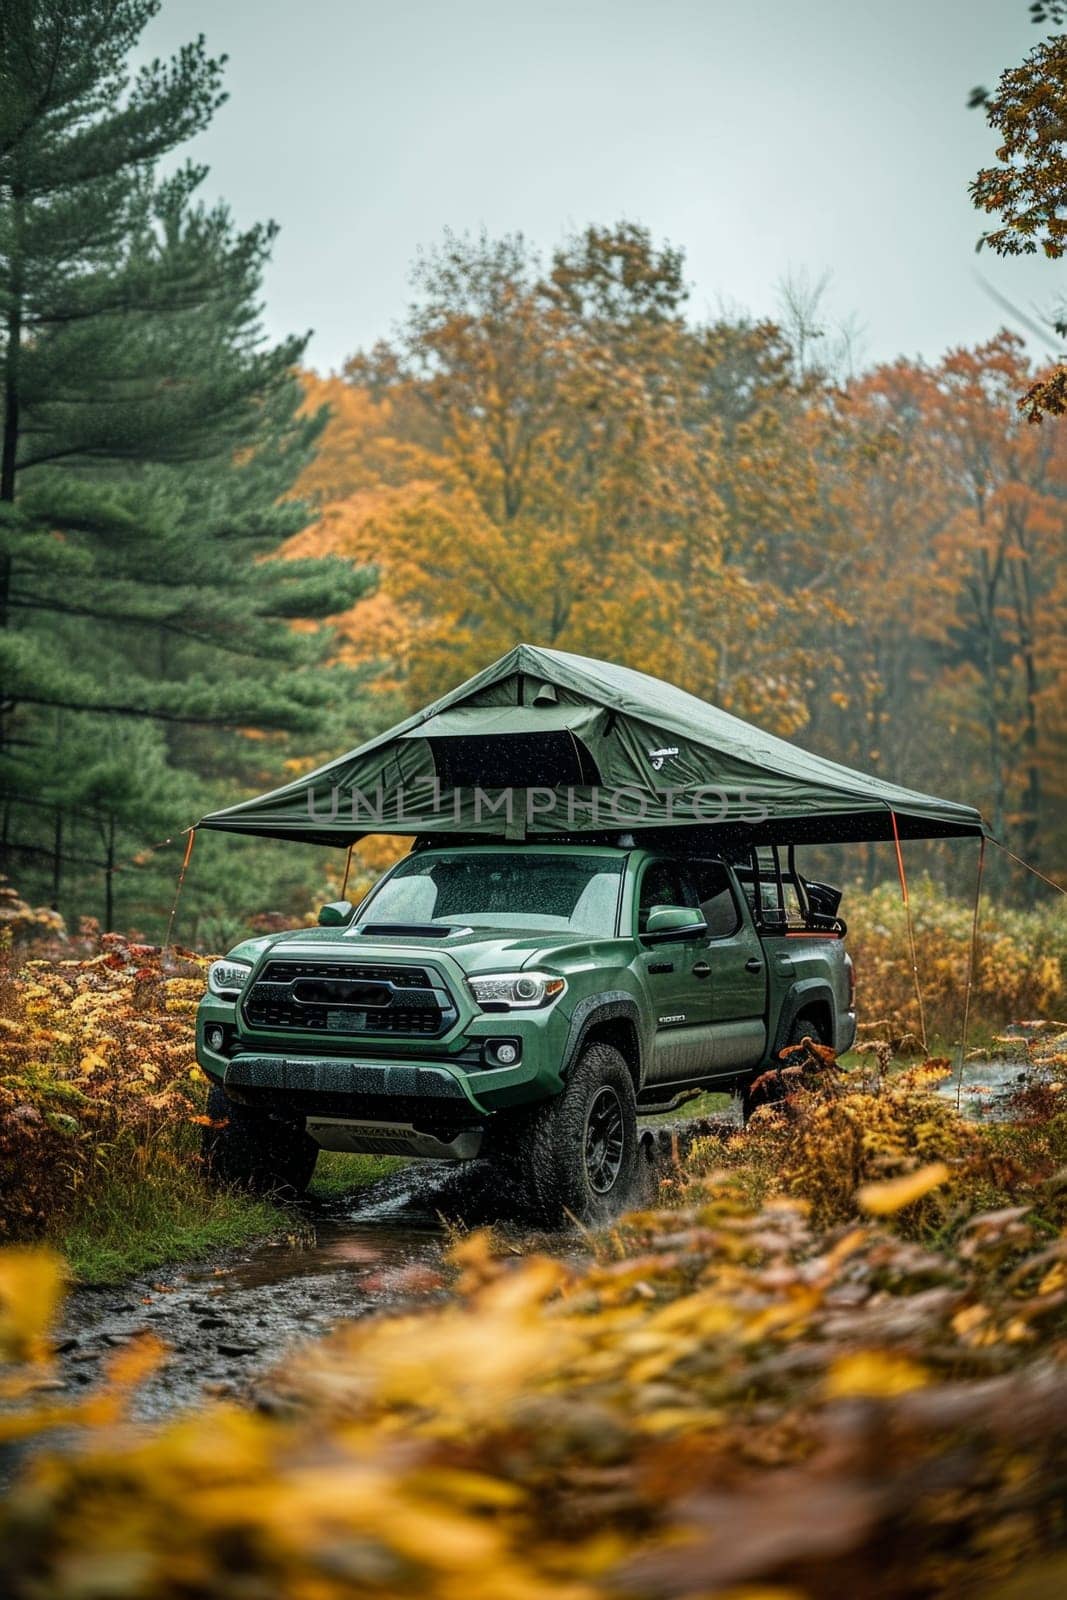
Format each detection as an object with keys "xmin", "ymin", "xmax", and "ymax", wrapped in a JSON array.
[
  {"xmin": 51, "ymin": 1058, "xmax": 1024, "ymax": 1427},
  {"xmin": 54, "ymin": 1115, "xmax": 729, "ymax": 1424}
]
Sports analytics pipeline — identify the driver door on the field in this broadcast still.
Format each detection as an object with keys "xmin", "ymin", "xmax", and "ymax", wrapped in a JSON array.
[{"xmin": 635, "ymin": 858, "xmax": 715, "ymax": 1085}]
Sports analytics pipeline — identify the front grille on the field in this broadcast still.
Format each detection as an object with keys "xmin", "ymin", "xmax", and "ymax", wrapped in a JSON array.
[
  {"xmin": 242, "ymin": 959, "xmax": 458, "ymax": 1040},
  {"xmin": 259, "ymin": 960, "xmax": 434, "ymax": 987}
]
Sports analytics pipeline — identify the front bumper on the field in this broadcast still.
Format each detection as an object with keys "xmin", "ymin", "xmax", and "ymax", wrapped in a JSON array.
[{"xmin": 196, "ymin": 994, "xmax": 572, "ymax": 1120}]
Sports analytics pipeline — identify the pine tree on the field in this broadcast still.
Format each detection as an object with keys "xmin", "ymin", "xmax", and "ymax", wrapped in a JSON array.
[{"xmin": 0, "ymin": 1, "xmax": 374, "ymax": 930}]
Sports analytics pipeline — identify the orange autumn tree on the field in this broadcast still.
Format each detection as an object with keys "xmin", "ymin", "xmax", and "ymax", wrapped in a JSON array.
[
  {"xmin": 345, "ymin": 226, "xmax": 728, "ymax": 704},
  {"xmin": 808, "ymin": 334, "xmax": 1067, "ymax": 878},
  {"xmin": 810, "ymin": 359, "xmax": 952, "ymax": 792},
  {"xmin": 690, "ymin": 317, "xmax": 836, "ymax": 733},
  {"xmin": 923, "ymin": 334, "xmax": 1067, "ymax": 870},
  {"xmin": 285, "ymin": 235, "xmax": 1067, "ymax": 885},
  {"xmin": 971, "ymin": 18, "xmax": 1067, "ymax": 420},
  {"xmin": 292, "ymin": 224, "xmax": 836, "ymax": 731},
  {"xmin": 283, "ymin": 376, "xmax": 432, "ymax": 672}
]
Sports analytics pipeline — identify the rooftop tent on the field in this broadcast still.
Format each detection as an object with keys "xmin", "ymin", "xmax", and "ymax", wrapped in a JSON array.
[{"xmin": 197, "ymin": 644, "xmax": 987, "ymax": 847}]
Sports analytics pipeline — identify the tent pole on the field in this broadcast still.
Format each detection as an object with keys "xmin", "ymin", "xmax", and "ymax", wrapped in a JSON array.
[
  {"xmin": 955, "ymin": 835, "xmax": 986, "ymax": 1111},
  {"xmin": 889, "ymin": 810, "xmax": 928, "ymax": 1054},
  {"xmin": 164, "ymin": 827, "xmax": 196, "ymax": 956},
  {"xmin": 341, "ymin": 842, "xmax": 355, "ymax": 900}
]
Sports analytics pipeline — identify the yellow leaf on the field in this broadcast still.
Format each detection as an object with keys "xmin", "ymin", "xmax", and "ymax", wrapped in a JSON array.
[
  {"xmin": 952, "ymin": 1303, "xmax": 990, "ymax": 1338},
  {"xmin": 1039, "ymin": 1261, "xmax": 1067, "ymax": 1294},
  {"xmin": 0, "ymin": 1248, "xmax": 66, "ymax": 1364},
  {"xmin": 826, "ymin": 1350, "xmax": 929, "ymax": 1399},
  {"xmin": 857, "ymin": 1162, "xmax": 950, "ymax": 1215}
]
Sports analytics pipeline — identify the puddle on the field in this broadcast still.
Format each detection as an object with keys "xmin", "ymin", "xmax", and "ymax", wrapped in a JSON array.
[{"xmin": 935, "ymin": 1056, "xmax": 1031, "ymax": 1121}]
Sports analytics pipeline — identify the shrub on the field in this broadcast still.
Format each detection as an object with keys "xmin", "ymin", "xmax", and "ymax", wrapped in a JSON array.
[
  {"xmin": 845, "ymin": 879, "xmax": 1067, "ymax": 1040},
  {"xmin": 734, "ymin": 1057, "xmax": 984, "ymax": 1232},
  {"xmin": 2, "ymin": 1156, "xmax": 1067, "ymax": 1597},
  {"xmin": 0, "ymin": 924, "xmax": 209, "ymax": 1238}
]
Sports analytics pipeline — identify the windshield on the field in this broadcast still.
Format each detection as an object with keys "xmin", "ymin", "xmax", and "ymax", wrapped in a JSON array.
[{"xmin": 360, "ymin": 851, "xmax": 624, "ymax": 935}]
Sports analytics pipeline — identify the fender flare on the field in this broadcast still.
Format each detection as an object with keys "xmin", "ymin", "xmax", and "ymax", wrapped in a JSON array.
[
  {"xmin": 560, "ymin": 992, "xmax": 646, "ymax": 1085},
  {"xmin": 771, "ymin": 980, "xmax": 837, "ymax": 1058}
]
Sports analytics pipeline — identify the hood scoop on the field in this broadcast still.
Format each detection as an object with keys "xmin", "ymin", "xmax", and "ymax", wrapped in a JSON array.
[{"xmin": 356, "ymin": 922, "xmax": 469, "ymax": 940}]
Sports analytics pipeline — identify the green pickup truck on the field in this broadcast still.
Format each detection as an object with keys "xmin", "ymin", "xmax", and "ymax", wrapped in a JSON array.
[{"xmin": 196, "ymin": 839, "xmax": 855, "ymax": 1221}]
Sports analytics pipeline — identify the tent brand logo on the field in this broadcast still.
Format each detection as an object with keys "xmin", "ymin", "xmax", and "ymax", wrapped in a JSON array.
[{"xmin": 648, "ymin": 746, "xmax": 679, "ymax": 772}]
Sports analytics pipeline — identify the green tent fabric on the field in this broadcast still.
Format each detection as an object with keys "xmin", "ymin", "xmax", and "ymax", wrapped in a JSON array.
[{"xmin": 198, "ymin": 644, "xmax": 987, "ymax": 847}]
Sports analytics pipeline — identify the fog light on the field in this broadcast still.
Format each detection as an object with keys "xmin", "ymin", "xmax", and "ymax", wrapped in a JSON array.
[
  {"xmin": 483, "ymin": 1038, "xmax": 521, "ymax": 1068},
  {"xmin": 206, "ymin": 1025, "xmax": 226, "ymax": 1053}
]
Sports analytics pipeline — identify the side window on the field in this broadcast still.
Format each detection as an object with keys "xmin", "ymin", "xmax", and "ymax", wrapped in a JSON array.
[
  {"xmin": 637, "ymin": 859, "xmax": 694, "ymax": 933},
  {"xmin": 692, "ymin": 860, "xmax": 741, "ymax": 939}
]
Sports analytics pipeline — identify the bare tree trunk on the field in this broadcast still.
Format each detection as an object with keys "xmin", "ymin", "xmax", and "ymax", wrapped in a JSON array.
[
  {"xmin": 1, "ymin": 186, "xmax": 24, "ymax": 615},
  {"xmin": 51, "ymin": 808, "xmax": 63, "ymax": 908},
  {"xmin": 1, "ymin": 187, "xmax": 25, "ymax": 772},
  {"xmin": 103, "ymin": 814, "xmax": 115, "ymax": 932},
  {"xmin": 1010, "ymin": 550, "xmax": 1042, "ymax": 901}
]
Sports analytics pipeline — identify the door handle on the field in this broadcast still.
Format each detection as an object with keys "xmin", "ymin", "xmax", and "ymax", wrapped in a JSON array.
[
  {"xmin": 745, "ymin": 958, "xmax": 763, "ymax": 973},
  {"xmin": 692, "ymin": 961, "xmax": 711, "ymax": 979}
]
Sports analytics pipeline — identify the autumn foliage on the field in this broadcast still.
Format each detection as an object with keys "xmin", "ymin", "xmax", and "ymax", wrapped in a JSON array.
[
  {"xmin": 2, "ymin": 866, "xmax": 1067, "ymax": 1594},
  {"xmin": 3, "ymin": 1037, "xmax": 1067, "ymax": 1597},
  {"xmin": 0, "ymin": 883, "xmax": 208, "ymax": 1238},
  {"xmin": 845, "ymin": 879, "xmax": 1067, "ymax": 1041},
  {"xmin": 289, "ymin": 229, "xmax": 1067, "ymax": 887}
]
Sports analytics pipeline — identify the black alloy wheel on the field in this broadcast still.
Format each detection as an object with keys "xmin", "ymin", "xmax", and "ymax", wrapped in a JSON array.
[{"xmin": 584, "ymin": 1084, "xmax": 626, "ymax": 1194}]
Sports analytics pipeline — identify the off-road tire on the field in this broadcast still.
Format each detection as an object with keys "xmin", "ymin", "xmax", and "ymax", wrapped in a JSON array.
[
  {"xmin": 741, "ymin": 1014, "xmax": 827, "ymax": 1125},
  {"xmin": 200, "ymin": 1084, "xmax": 318, "ymax": 1199},
  {"xmin": 517, "ymin": 1043, "xmax": 639, "ymax": 1225}
]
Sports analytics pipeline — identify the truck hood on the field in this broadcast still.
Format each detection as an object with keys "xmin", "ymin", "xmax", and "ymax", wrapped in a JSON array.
[{"xmin": 240, "ymin": 922, "xmax": 627, "ymax": 978}]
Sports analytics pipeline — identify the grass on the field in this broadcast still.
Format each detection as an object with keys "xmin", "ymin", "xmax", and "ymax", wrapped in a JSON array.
[
  {"xmin": 309, "ymin": 1151, "xmax": 408, "ymax": 1200},
  {"xmin": 54, "ymin": 1160, "xmax": 287, "ymax": 1287},
  {"xmin": 52, "ymin": 1139, "xmax": 405, "ymax": 1286}
]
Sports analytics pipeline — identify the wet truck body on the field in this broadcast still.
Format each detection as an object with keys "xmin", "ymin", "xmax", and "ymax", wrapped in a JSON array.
[{"xmin": 196, "ymin": 841, "xmax": 855, "ymax": 1221}]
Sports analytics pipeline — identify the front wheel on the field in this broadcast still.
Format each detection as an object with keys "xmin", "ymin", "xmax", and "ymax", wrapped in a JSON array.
[
  {"xmin": 200, "ymin": 1085, "xmax": 318, "ymax": 1199},
  {"xmin": 517, "ymin": 1043, "xmax": 639, "ymax": 1225}
]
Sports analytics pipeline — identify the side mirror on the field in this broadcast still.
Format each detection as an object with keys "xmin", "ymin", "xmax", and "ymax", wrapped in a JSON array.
[
  {"xmin": 644, "ymin": 904, "xmax": 708, "ymax": 941},
  {"xmin": 318, "ymin": 900, "xmax": 355, "ymax": 927}
]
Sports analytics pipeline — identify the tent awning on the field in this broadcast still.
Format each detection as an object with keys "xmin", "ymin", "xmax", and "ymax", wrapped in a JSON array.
[{"xmin": 198, "ymin": 644, "xmax": 987, "ymax": 848}]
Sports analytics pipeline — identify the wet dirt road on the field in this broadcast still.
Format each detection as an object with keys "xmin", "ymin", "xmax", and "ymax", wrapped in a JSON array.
[
  {"xmin": 51, "ymin": 1060, "xmax": 1027, "ymax": 1425},
  {"xmin": 55, "ymin": 1120, "xmax": 722, "ymax": 1424},
  {"xmin": 56, "ymin": 1157, "xmax": 550, "ymax": 1424}
]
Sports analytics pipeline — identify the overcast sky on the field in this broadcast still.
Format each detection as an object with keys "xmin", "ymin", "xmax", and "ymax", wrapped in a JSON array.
[{"xmin": 137, "ymin": 0, "xmax": 1059, "ymax": 375}]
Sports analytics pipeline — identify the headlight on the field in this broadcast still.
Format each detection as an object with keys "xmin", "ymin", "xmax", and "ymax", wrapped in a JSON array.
[
  {"xmin": 467, "ymin": 971, "xmax": 567, "ymax": 1009},
  {"xmin": 207, "ymin": 958, "xmax": 253, "ymax": 998}
]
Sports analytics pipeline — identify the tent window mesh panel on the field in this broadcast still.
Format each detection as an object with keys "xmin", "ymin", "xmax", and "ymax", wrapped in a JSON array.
[{"xmin": 426, "ymin": 732, "xmax": 601, "ymax": 789}]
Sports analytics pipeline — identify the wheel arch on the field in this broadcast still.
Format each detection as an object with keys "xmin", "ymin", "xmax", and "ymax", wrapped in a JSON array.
[
  {"xmin": 561, "ymin": 993, "xmax": 645, "ymax": 1093},
  {"xmin": 771, "ymin": 981, "xmax": 836, "ymax": 1057}
]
